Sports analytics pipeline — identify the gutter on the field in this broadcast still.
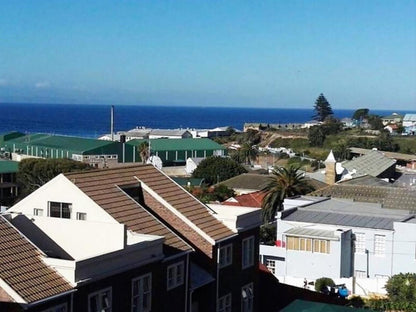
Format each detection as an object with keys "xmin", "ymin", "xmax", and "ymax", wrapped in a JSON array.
[{"xmin": 24, "ymin": 289, "xmax": 77, "ymax": 309}]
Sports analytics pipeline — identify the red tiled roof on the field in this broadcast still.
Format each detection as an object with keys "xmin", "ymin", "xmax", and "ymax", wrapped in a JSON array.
[
  {"xmin": 0, "ymin": 216, "xmax": 73, "ymax": 303},
  {"xmin": 222, "ymin": 191, "xmax": 265, "ymax": 208},
  {"xmin": 66, "ymin": 165, "xmax": 234, "ymax": 257}
]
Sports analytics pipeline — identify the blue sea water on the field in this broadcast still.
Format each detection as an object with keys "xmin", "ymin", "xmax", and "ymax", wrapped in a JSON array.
[{"xmin": 0, "ymin": 103, "xmax": 413, "ymax": 138}]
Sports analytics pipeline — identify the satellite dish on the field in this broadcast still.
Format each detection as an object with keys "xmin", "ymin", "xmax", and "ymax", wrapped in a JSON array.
[{"xmin": 147, "ymin": 156, "xmax": 163, "ymax": 170}]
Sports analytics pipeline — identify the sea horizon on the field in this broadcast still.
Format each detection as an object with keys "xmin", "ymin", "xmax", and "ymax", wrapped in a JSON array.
[{"xmin": 1, "ymin": 102, "xmax": 415, "ymax": 139}]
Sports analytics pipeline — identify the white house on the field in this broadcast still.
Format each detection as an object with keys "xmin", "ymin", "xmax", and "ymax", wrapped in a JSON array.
[{"xmin": 259, "ymin": 196, "xmax": 416, "ymax": 296}]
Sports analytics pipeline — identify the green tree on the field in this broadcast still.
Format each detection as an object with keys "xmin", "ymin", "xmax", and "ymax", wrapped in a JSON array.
[
  {"xmin": 138, "ymin": 141, "xmax": 150, "ymax": 164},
  {"xmin": 239, "ymin": 143, "xmax": 258, "ymax": 165},
  {"xmin": 308, "ymin": 125, "xmax": 326, "ymax": 147},
  {"xmin": 321, "ymin": 116, "xmax": 343, "ymax": 135},
  {"xmin": 367, "ymin": 114, "xmax": 384, "ymax": 130},
  {"xmin": 352, "ymin": 108, "xmax": 369, "ymax": 121},
  {"xmin": 385, "ymin": 273, "xmax": 416, "ymax": 306},
  {"xmin": 192, "ymin": 156, "xmax": 247, "ymax": 185},
  {"xmin": 333, "ymin": 139, "xmax": 350, "ymax": 161},
  {"xmin": 313, "ymin": 93, "xmax": 333, "ymax": 122},
  {"xmin": 261, "ymin": 166, "xmax": 313, "ymax": 223},
  {"xmin": 17, "ymin": 158, "xmax": 92, "ymax": 198}
]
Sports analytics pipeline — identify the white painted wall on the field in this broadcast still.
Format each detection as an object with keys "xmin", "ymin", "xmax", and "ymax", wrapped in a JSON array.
[
  {"xmin": 393, "ymin": 221, "xmax": 416, "ymax": 274},
  {"xmin": 9, "ymin": 174, "xmax": 117, "ymax": 224},
  {"xmin": 32, "ymin": 217, "xmax": 125, "ymax": 260}
]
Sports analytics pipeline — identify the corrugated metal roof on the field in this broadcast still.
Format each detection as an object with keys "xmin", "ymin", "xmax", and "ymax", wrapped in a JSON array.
[
  {"xmin": 127, "ymin": 138, "xmax": 225, "ymax": 151},
  {"xmin": 343, "ymin": 150, "xmax": 396, "ymax": 177},
  {"xmin": 309, "ymin": 184, "xmax": 416, "ymax": 211},
  {"xmin": 0, "ymin": 160, "xmax": 19, "ymax": 173},
  {"xmin": 403, "ymin": 114, "xmax": 416, "ymax": 122},
  {"xmin": 284, "ymin": 209, "xmax": 400, "ymax": 230},
  {"xmin": 3, "ymin": 133, "xmax": 118, "ymax": 154},
  {"xmin": 284, "ymin": 227, "xmax": 339, "ymax": 240},
  {"xmin": 349, "ymin": 147, "xmax": 416, "ymax": 162}
]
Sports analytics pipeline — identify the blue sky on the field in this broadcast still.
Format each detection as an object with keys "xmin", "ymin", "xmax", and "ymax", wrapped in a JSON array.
[{"xmin": 0, "ymin": 1, "xmax": 415, "ymax": 109}]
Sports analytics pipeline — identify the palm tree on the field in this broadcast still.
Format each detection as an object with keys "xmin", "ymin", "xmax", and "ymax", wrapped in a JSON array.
[
  {"xmin": 138, "ymin": 141, "xmax": 150, "ymax": 164},
  {"xmin": 240, "ymin": 143, "xmax": 258, "ymax": 165},
  {"xmin": 261, "ymin": 166, "xmax": 313, "ymax": 223}
]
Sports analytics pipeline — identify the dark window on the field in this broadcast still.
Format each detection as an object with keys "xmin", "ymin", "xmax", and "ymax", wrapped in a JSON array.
[{"xmin": 49, "ymin": 202, "xmax": 71, "ymax": 219}]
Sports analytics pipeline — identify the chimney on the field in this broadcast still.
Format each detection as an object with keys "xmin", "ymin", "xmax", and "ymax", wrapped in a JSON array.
[
  {"xmin": 110, "ymin": 105, "xmax": 114, "ymax": 141},
  {"xmin": 325, "ymin": 150, "xmax": 337, "ymax": 185}
]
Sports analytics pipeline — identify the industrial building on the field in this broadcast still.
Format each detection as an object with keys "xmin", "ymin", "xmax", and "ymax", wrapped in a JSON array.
[
  {"xmin": 0, "ymin": 132, "xmax": 122, "ymax": 168},
  {"xmin": 126, "ymin": 138, "xmax": 226, "ymax": 166}
]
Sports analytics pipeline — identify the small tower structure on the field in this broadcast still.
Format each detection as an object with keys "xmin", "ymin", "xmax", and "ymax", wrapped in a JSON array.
[{"xmin": 325, "ymin": 150, "xmax": 337, "ymax": 185}]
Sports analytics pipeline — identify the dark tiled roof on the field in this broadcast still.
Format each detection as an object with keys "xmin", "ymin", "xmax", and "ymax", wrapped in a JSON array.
[
  {"xmin": 220, "ymin": 174, "xmax": 270, "ymax": 190},
  {"xmin": 309, "ymin": 184, "xmax": 416, "ymax": 212},
  {"xmin": 0, "ymin": 216, "xmax": 73, "ymax": 303},
  {"xmin": 66, "ymin": 165, "xmax": 234, "ymax": 257},
  {"xmin": 221, "ymin": 173, "xmax": 326, "ymax": 192}
]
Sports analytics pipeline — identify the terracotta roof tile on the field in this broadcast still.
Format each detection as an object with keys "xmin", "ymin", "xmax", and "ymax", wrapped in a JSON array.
[
  {"xmin": 66, "ymin": 165, "xmax": 235, "ymax": 257},
  {"xmin": 0, "ymin": 216, "xmax": 73, "ymax": 303},
  {"xmin": 66, "ymin": 166, "xmax": 192, "ymax": 255}
]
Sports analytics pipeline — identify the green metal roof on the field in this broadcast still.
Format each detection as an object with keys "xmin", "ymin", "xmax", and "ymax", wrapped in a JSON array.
[
  {"xmin": 2, "ymin": 133, "xmax": 118, "ymax": 154},
  {"xmin": 127, "ymin": 138, "xmax": 225, "ymax": 151},
  {"xmin": 0, "ymin": 160, "xmax": 19, "ymax": 173}
]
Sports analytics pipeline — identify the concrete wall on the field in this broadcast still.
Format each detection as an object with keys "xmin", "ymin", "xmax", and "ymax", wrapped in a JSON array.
[{"xmin": 393, "ymin": 221, "xmax": 416, "ymax": 274}]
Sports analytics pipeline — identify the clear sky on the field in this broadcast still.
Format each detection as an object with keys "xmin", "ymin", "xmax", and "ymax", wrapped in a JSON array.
[{"xmin": 0, "ymin": 1, "xmax": 415, "ymax": 109}]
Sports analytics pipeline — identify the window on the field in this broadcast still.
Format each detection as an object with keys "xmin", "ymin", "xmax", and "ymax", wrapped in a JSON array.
[
  {"xmin": 89, "ymin": 288, "xmax": 112, "ymax": 312},
  {"xmin": 219, "ymin": 244, "xmax": 232, "ymax": 268},
  {"xmin": 167, "ymin": 262, "xmax": 184, "ymax": 290},
  {"xmin": 49, "ymin": 202, "xmax": 71, "ymax": 219},
  {"xmin": 374, "ymin": 234, "xmax": 386, "ymax": 256},
  {"xmin": 242, "ymin": 236, "xmax": 255, "ymax": 269},
  {"xmin": 218, "ymin": 293, "xmax": 232, "ymax": 312},
  {"xmin": 355, "ymin": 232, "xmax": 366, "ymax": 253},
  {"xmin": 77, "ymin": 212, "xmax": 87, "ymax": 220},
  {"xmin": 41, "ymin": 304, "xmax": 67, "ymax": 312},
  {"xmin": 266, "ymin": 259, "xmax": 276, "ymax": 274},
  {"xmin": 34, "ymin": 208, "xmax": 43, "ymax": 216},
  {"xmin": 354, "ymin": 270, "xmax": 367, "ymax": 278},
  {"xmin": 241, "ymin": 283, "xmax": 254, "ymax": 312},
  {"xmin": 132, "ymin": 274, "xmax": 151, "ymax": 312},
  {"xmin": 286, "ymin": 236, "xmax": 330, "ymax": 254}
]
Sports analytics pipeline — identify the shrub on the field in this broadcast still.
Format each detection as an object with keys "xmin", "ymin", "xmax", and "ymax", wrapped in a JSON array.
[{"xmin": 314, "ymin": 277, "xmax": 335, "ymax": 292}]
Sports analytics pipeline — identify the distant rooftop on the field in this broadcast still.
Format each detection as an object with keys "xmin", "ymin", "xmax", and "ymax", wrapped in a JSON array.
[
  {"xmin": 343, "ymin": 150, "xmax": 396, "ymax": 177},
  {"xmin": 127, "ymin": 138, "xmax": 225, "ymax": 151},
  {"xmin": 284, "ymin": 197, "xmax": 411, "ymax": 230}
]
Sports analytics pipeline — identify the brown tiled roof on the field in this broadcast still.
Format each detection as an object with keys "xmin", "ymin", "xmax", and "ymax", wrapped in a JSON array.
[
  {"xmin": 0, "ymin": 216, "xmax": 73, "ymax": 303},
  {"xmin": 309, "ymin": 184, "xmax": 416, "ymax": 212},
  {"xmin": 65, "ymin": 165, "xmax": 234, "ymax": 256},
  {"xmin": 65, "ymin": 167, "xmax": 190, "ymax": 254}
]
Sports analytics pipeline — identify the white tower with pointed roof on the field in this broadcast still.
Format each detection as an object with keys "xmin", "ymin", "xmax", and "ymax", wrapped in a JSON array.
[{"xmin": 325, "ymin": 150, "xmax": 337, "ymax": 185}]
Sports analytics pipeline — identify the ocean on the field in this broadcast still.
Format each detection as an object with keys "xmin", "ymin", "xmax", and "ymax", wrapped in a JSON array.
[{"xmin": 0, "ymin": 103, "xmax": 413, "ymax": 138}]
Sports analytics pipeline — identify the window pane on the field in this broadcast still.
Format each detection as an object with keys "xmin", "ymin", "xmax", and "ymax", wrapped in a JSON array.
[
  {"xmin": 306, "ymin": 239, "xmax": 312, "ymax": 251},
  {"xmin": 300, "ymin": 238, "xmax": 305, "ymax": 251},
  {"xmin": 62, "ymin": 206, "xmax": 71, "ymax": 219},
  {"xmin": 313, "ymin": 239, "xmax": 319, "ymax": 252},
  {"xmin": 50, "ymin": 202, "xmax": 61, "ymax": 217},
  {"xmin": 320, "ymin": 240, "xmax": 326, "ymax": 253}
]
